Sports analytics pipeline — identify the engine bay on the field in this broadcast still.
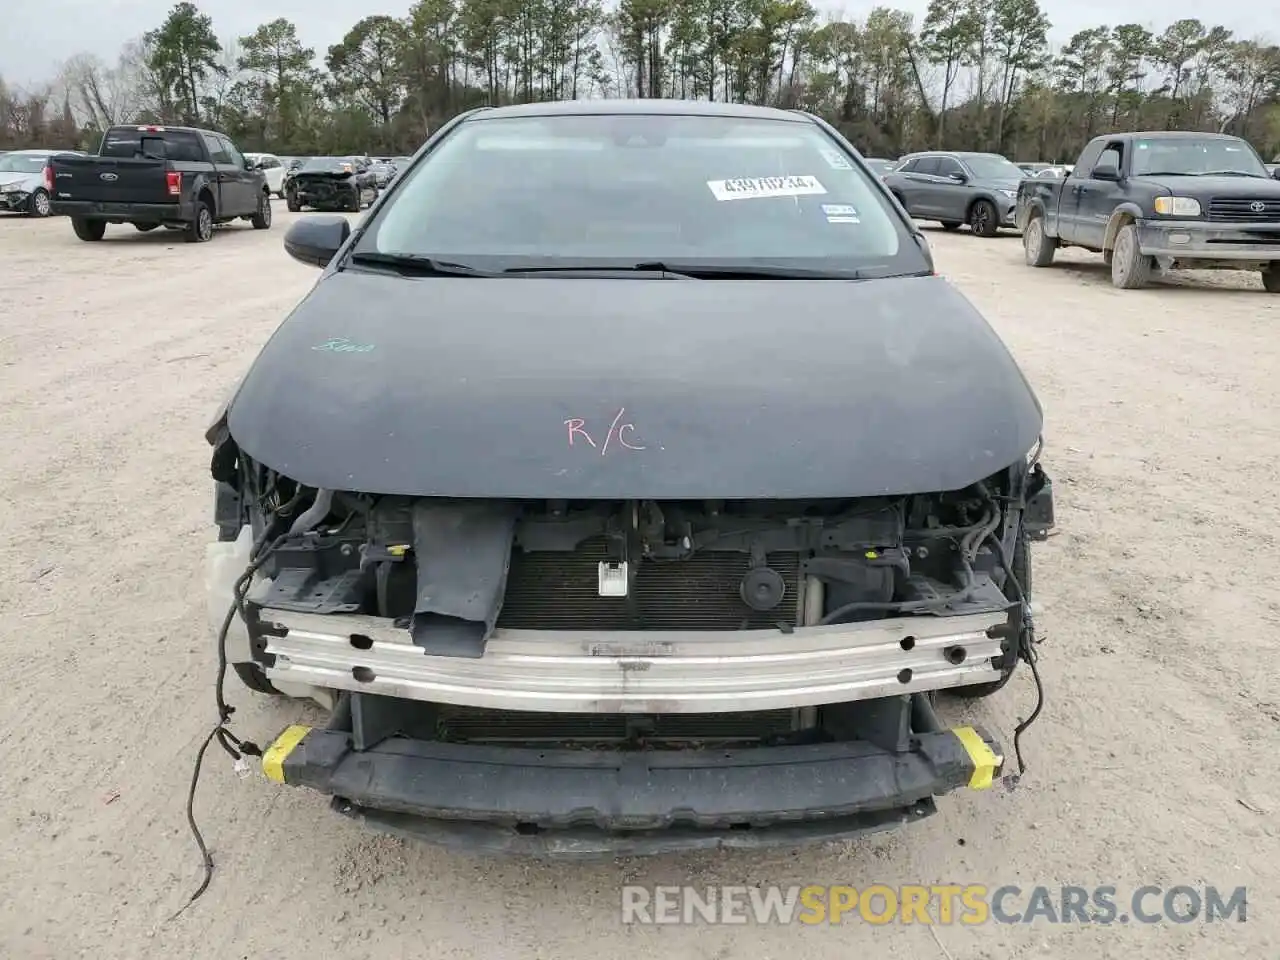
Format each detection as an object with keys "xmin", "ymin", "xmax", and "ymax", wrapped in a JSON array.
[{"xmin": 212, "ymin": 434, "xmax": 1053, "ymax": 665}]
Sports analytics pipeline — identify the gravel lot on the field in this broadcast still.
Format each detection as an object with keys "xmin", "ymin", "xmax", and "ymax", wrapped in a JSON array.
[{"xmin": 0, "ymin": 208, "xmax": 1277, "ymax": 959}]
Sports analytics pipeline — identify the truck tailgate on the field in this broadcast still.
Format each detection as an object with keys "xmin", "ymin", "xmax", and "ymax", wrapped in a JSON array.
[{"xmin": 50, "ymin": 156, "xmax": 176, "ymax": 205}]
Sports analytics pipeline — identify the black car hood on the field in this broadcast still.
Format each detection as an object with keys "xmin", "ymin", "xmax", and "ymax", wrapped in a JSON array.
[
  {"xmin": 292, "ymin": 170, "xmax": 354, "ymax": 181},
  {"xmin": 1133, "ymin": 174, "xmax": 1280, "ymax": 196},
  {"xmin": 226, "ymin": 271, "xmax": 1042, "ymax": 499}
]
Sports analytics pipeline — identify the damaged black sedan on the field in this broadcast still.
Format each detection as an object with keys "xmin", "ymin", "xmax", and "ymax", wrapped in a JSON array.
[
  {"xmin": 283, "ymin": 155, "xmax": 378, "ymax": 212},
  {"xmin": 206, "ymin": 100, "xmax": 1055, "ymax": 856}
]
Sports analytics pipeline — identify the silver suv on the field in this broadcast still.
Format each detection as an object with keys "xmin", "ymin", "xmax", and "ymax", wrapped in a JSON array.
[{"xmin": 883, "ymin": 151, "xmax": 1028, "ymax": 237}]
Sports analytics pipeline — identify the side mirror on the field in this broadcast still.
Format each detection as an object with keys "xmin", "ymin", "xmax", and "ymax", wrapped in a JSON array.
[
  {"xmin": 1092, "ymin": 164, "xmax": 1120, "ymax": 181},
  {"xmin": 284, "ymin": 215, "xmax": 351, "ymax": 268},
  {"xmin": 1272, "ymin": 167, "xmax": 1280, "ymax": 181},
  {"xmin": 243, "ymin": 157, "xmax": 256, "ymax": 170},
  {"xmin": 947, "ymin": 171, "xmax": 968, "ymax": 183}
]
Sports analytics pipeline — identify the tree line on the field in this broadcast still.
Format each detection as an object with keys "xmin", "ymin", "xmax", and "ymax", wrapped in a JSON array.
[{"xmin": 2, "ymin": 0, "xmax": 1278, "ymax": 163}]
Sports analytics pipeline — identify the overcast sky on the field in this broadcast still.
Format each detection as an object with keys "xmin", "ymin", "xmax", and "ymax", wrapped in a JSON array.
[{"xmin": 3, "ymin": 0, "xmax": 1266, "ymax": 88}]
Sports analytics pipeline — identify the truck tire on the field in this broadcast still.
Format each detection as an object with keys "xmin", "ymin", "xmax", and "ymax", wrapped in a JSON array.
[
  {"xmin": 1022, "ymin": 214, "xmax": 1057, "ymax": 267},
  {"xmin": 1261, "ymin": 266, "xmax": 1280, "ymax": 293},
  {"xmin": 1110, "ymin": 223, "xmax": 1152, "ymax": 289},
  {"xmin": 968, "ymin": 199, "xmax": 999, "ymax": 237},
  {"xmin": 233, "ymin": 662, "xmax": 281, "ymax": 696},
  {"xmin": 27, "ymin": 188, "xmax": 52, "ymax": 218},
  {"xmin": 286, "ymin": 189, "xmax": 301, "ymax": 213},
  {"xmin": 250, "ymin": 190, "xmax": 272, "ymax": 230},
  {"xmin": 71, "ymin": 217, "xmax": 106, "ymax": 242},
  {"xmin": 185, "ymin": 199, "xmax": 214, "ymax": 243},
  {"xmin": 946, "ymin": 530, "xmax": 1031, "ymax": 700}
]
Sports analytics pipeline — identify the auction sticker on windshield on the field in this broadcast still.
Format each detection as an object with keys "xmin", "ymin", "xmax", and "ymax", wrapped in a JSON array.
[{"xmin": 707, "ymin": 176, "xmax": 827, "ymax": 201}]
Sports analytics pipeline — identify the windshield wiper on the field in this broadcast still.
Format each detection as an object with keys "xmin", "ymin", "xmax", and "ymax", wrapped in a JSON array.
[
  {"xmin": 506, "ymin": 262, "xmax": 865, "ymax": 280},
  {"xmin": 1141, "ymin": 170, "xmax": 1263, "ymax": 178},
  {"xmin": 347, "ymin": 252, "xmax": 496, "ymax": 276}
]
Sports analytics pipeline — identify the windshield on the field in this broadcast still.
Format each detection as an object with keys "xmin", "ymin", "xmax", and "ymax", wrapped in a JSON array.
[
  {"xmin": 1131, "ymin": 138, "xmax": 1269, "ymax": 177},
  {"xmin": 300, "ymin": 157, "xmax": 354, "ymax": 173},
  {"xmin": 357, "ymin": 113, "xmax": 922, "ymax": 276},
  {"xmin": 962, "ymin": 155, "xmax": 1025, "ymax": 180},
  {"xmin": 0, "ymin": 154, "xmax": 50, "ymax": 173}
]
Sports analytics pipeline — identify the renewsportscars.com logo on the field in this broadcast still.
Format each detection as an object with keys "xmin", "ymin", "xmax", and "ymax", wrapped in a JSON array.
[{"xmin": 620, "ymin": 885, "xmax": 1248, "ymax": 926}]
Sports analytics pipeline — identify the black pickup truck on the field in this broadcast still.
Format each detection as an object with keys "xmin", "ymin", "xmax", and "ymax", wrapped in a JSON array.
[
  {"xmin": 1016, "ymin": 131, "xmax": 1280, "ymax": 291},
  {"xmin": 48, "ymin": 124, "xmax": 272, "ymax": 243}
]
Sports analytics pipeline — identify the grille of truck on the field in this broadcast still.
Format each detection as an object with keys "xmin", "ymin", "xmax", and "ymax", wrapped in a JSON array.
[
  {"xmin": 1206, "ymin": 197, "xmax": 1280, "ymax": 221},
  {"xmin": 435, "ymin": 706, "xmax": 798, "ymax": 746},
  {"xmin": 496, "ymin": 535, "xmax": 802, "ymax": 631}
]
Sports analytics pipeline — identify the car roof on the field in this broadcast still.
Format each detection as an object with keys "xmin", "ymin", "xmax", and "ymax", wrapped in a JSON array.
[
  {"xmin": 899, "ymin": 150, "xmax": 1007, "ymax": 160},
  {"xmin": 1103, "ymin": 130, "xmax": 1247, "ymax": 141},
  {"xmin": 465, "ymin": 98, "xmax": 810, "ymax": 123}
]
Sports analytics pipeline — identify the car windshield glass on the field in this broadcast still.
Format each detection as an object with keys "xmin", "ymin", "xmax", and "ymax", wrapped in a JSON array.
[
  {"xmin": 357, "ymin": 113, "xmax": 921, "ymax": 275},
  {"xmin": 300, "ymin": 157, "xmax": 353, "ymax": 172},
  {"xmin": 0, "ymin": 154, "xmax": 48, "ymax": 173},
  {"xmin": 962, "ymin": 155, "xmax": 1025, "ymax": 179},
  {"xmin": 1131, "ymin": 138, "xmax": 1268, "ymax": 177}
]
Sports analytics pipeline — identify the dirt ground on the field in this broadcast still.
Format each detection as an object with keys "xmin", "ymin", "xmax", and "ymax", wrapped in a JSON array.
[{"xmin": 0, "ymin": 209, "xmax": 1276, "ymax": 959}]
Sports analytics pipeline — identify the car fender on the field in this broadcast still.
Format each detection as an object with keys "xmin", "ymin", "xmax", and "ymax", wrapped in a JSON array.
[
  {"xmin": 966, "ymin": 190, "xmax": 1003, "ymax": 218},
  {"xmin": 1015, "ymin": 192, "xmax": 1048, "ymax": 232},
  {"xmin": 1103, "ymin": 202, "xmax": 1146, "ymax": 251}
]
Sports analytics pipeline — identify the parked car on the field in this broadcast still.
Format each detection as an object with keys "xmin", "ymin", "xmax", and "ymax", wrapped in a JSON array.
[
  {"xmin": 284, "ymin": 156, "xmax": 379, "ymax": 212},
  {"xmin": 244, "ymin": 152, "xmax": 287, "ymax": 198},
  {"xmin": 208, "ymin": 99, "xmax": 1055, "ymax": 857},
  {"xmin": 883, "ymin": 151, "xmax": 1028, "ymax": 236},
  {"xmin": 49, "ymin": 124, "xmax": 272, "ymax": 242},
  {"xmin": 1016, "ymin": 130, "xmax": 1280, "ymax": 291},
  {"xmin": 368, "ymin": 160, "xmax": 396, "ymax": 187},
  {"xmin": 0, "ymin": 149, "xmax": 65, "ymax": 217}
]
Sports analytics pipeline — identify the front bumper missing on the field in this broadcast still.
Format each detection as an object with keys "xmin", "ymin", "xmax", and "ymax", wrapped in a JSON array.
[
  {"xmin": 261, "ymin": 608, "xmax": 1009, "ymax": 714},
  {"xmin": 261, "ymin": 722, "xmax": 1004, "ymax": 855},
  {"xmin": 1, "ymin": 191, "xmax": 29, "ymax": 211}
]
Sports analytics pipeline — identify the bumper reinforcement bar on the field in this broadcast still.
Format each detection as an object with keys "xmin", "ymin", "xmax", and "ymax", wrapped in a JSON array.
[
  {"xmin": 261, "ymin": 608, "xmax": 1010, "ymax": 714},
  {"xmin": 260, "ymin": 722, "xmax": 1003, "ymax": 855}
]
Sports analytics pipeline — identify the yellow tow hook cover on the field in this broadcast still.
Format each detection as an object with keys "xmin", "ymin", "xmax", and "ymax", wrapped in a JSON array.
[
  {"xmin": 952, "ymin": 726, "xmax": 1002, "ymax": 790},
  {"xmin": 262, "ymin": 725, "xmax": 312, "ymax": 784}
]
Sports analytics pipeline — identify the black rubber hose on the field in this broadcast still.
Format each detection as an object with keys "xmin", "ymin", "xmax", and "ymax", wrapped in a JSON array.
[{"xmin": 911, "ymin": 692, "xmax": 943, "ymax": 733}]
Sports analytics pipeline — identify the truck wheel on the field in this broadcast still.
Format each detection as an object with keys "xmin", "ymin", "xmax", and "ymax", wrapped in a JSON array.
[
  {"xmin": 71, "ymin": 218, "xmax": 106, "ymax": 242},
  {"xmin": 1261, "ymin": 266, "xmax": 1280, "ymax": 293},
  {"xmin": 233, "ymin": 662, "xmax": 281, "ymax": 696},
  {"xmin": 947, "ymin": 530, "xmax": 1031, "ymax": 700},
  {"xmin": 27, "ymin": 188, "xmax": 52, "ymax": 218},
  {"xmin": 968, "ymin": 199, "xmax": 999, "ymax": 237},
  {"xmin": 1110, "ymin": 223, "xmax": 1152, "ymax": 289},
  {"xmin": 185, "ymin": 200, "xmax": 214, "ymax": 243},
  {"xmin": 250, "ymin": 191, "xmax": 272, "ymax": 230},
  {"xmin": 1022, "ymin": 215, "xmax": 1057, "ymax": 267},
  {"xmin": 286, "ymin": 191, "xmax": 301, "ymax": 213}
]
